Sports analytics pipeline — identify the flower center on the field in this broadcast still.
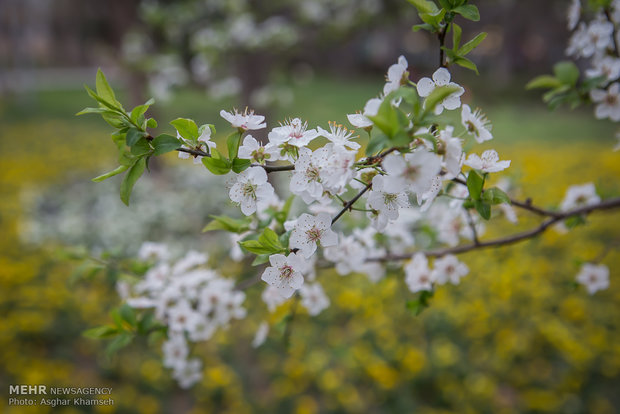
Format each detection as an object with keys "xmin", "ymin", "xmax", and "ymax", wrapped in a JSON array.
[
  {"xmin": 242, "ymin": 183, "xmax": 257, "ymax": 199},
  {"xmin": 606, "ymin": 93, "xmax": 618, "ymax": 106},
  {"xmin": 306, "ymin": 226, "xmax": 323, "ymax": 242},
  {"xmin": 383, "ymin": 193, "xmax": 398, "ymax": 205},
  {"xmin": 280, "ymin": 265, "xmax": 294, "ymax": 278},
  {"xmin": 405, "ymin": 166, "xmax": 419, "ymax": 181},
  {"xmin": 305, "ymin": 165, "xmax": 321, "ymax": 181}
]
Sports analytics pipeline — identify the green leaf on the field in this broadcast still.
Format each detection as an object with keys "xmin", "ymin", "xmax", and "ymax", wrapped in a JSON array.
[
  {"xmin": 119, "ymin": 303, "xmax": 137, "ymax": 327},
  {"xmin": 101, "ymin": 112, "xmax": 126, "ymax": 129},
  {"xmin": 423, "ymin": 84, "xmax": 461, "ymax": 115},
  {"xmin": 406, "ymin": 290, "xmax": 434, "ymax": 316},
  {"xmin": 252, "ymin": 254, "xmax": 271, "ymax": 266},
  {"xmin": 259, "ymin": 228, "xmax": 284, "ymax": 251},
  {"xmin": 126, "ymin": 128, "xmax": 144, "ymax": 147},
  {"xmin": 202, "ymin": 215, "xmax": 251, "ymax": 233},
  {"xmin": 420, "ymin": 9, "xmax": 446, "ymax": 29},
  {"xmin": 452, "ymin": 23, "xmax": 462, "ymax": 51},
  {"xmin": 152, "ymin": 134, "xmax": 182, "ymax": 156},
  {"xmin": 232, "ymin": 158, "xmax": 252, "ymax": 173},
  {"xmin": 106, "ymin": 332, "xmax": 133, "ymax": 355},
  {"xmin": 120, "ymin": 157, "xmax": 146, "ymax": 205},
  {"xmin": 453, "ymin": 4, "xmax": 480, "ymax": 21},
  {"xmin": 474, "ymin": 199, "xmax": 491, "ymax": 220},
  {"xmin": 367, "ymin": 94, "xmax": 410, "ymax": 141},
  {"xmin": 553, "ymin": 61, "xmax": 580, "ymax": 86},
  {"xmin": 466, "ymin": 169, "xmax": 484, "ymax": 201},
  {"xmin": 146, "ymin": 118, "xmax": 158, "ymax": 129},
  {"xmin": 412, "ymin": 23, "xmax": 434, "ymax": 32},
  {"xmin": 202, "ymin": 153, "xmax": 231, "ymax": 175},
  {"xmin": 366, "ymin": 132, "xmax": 391, "ymax": 157},
  {"xmin": 76, "ymin": 107, "xmax": 114, "ymax": 116},
  {"xmin": 170, "ymin": 118, "xmax": 199, "ymax": 141},
  {"xmin": 92, "ymin": 165, "xmax": 129, "ymax": 182},
  {"xmin": 130, "ymin": 137, "xmax": 152, "ymax": 156},
  {"xmin": 526, "ymin": 75, "xmax": 563, "ymax": 90},
  {"xmin": 96, "ymin": 68, "xmax": 119, "ymax": 107},
  {"xmin": 227, "ymin": 132, "xmax": 242, "ymax": 160},
  {"xmin": 482, "ymin": 187, "xmax": 511, "ymax": 205},
  {"xmin": 130, "ymin": 98, "xmax": 154, "ymax": 124},
  {"xmin": 453, "ymin": 56, "xmax": 479, "ymax": 74},
  {"xmin": 82, "ymin": 325, "xmax": 119, "ymax": 339},
  {"xmin": 239, "ymin": 240, "xmax": 278, "ymax": 255},
  {"xmin": 407, "ymin": 0, "xmax": 438, "ymax": 14},
  {"xmin": 458, "ymin": 32, "xmax": 487, "ymax": 56}
]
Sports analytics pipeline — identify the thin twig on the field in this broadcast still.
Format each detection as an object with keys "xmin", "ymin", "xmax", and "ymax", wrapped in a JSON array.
[
  {"xmin": 331, "ymin": 182, "xmax": 373, "ymax": 225},
  {"xmin": 369, "ymin": 197, "xmax": 620, "ymax": 262},
  {"xmin": 464, "ymin": 208, "xmax": 480, "ymax": 245}
]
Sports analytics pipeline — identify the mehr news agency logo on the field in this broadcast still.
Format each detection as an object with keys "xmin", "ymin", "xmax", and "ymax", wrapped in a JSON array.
[{"xmin": 8, "ymin": 385, "xmax": 114, "ymax": 407}]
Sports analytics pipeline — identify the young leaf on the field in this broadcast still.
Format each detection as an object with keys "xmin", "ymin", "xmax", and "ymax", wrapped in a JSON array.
[
  {"xmin": 170, "ymin": 118, "xmax": 199, "ymax": 141},
  {"xmin": 482, "ymin": 187, "xmax": 511, "ymax": 205},
  {"xmin": 202, "ymin": 156, "xmax": 231, "ymax": 175},
  {"xmin": 152, "ymin": 134, "xmax": 182, "ymax": 156},
  {"xmin": 239, "ymin": 240, "xmax": 278, "ymax": 255},
  {"xmin": 423, "ymin": 84, "xmax": 461, "ymax": 115},
  {"xmin": 82, "ymin": 325, "xmax": 119, "ymax": 339},
  {"xmin": 232, "ymin": 158, "xmax": 252, "ymax": 173},
  {"xmin": 227, "ymin": 132, "xmax": 242, "ymax": 160},
  {"xmin": 526, "ymin": 75, "xmax": 563, "ymax": 90},
  {"xmin": 474, "ymin": 199, "xmax": 491, "ymax": 220},
  {"xmin": 259, "ymin": 228, "xmax": 284, "ymax": 251},
  {"xmin": 120, "ymin": 157, "xmax": 147, "ymax": 205},
  {"xmin": 119, "ymin": 303, "xmax": 137, "ymax": 327},
  {"xmin": 95, "ymin": 68, "xmax": 120, "ymax": 108},
  {"xmin": 466, "ymin": 169, "xmax": 484, "ymax": 201},
  {"xmin": 130, "ymin": 98, "xmax": 155, "ymax": 124},
  {"xmin": 452, "ymin": 23, "xmax": 462, "ymax": 51},
  {"xmin": 553, "ymin": 61, "xmax": 580, "ymax": 86},
  {"xmin": 453, "ymin": 4, "xmax": 480, "ymax": 21},
  {"xmin": 92, "ymin": 165, "xmax": 129, "ymax": 182},
  {"xmin": 126, "ymin": 128, "xmax": 144, "ymax": 147},
  {"xmin": 458, "ymin": 32, "xmax": 487, "ymax": 56},
  {"xmin": 453, "ymin": 56, "xmax": 479, "ymax": 74},
  {"xmin": 106, "ymin": 332, "xmax": 133, "ymax": 355},
  {"xmin": 202, "ymin": 215, "xmax": 251, "ymax": 233},
  {"xmin": 407, "ymin": 0, "xmax": 439, "ymax": 14}
]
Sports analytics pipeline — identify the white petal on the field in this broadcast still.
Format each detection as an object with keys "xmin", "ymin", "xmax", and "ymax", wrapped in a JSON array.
[
  {"xmin": 416, "ymin": 77, "xmax": 435, "ymax": 97},
  {"xmin": 432, "ymin": 67, "xmax": 451, "ymax": 86}
]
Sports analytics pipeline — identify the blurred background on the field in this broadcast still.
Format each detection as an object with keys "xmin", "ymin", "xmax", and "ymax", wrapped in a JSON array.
[{"xmin": 1, "ymin": 0, "xmax": 620, "ymax": 413}]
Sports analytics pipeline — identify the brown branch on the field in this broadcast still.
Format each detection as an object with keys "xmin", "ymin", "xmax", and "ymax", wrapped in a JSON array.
[
  {"xmin": 176, "ymin": 147, "xmax": 294, "ymax": 173},
  {"xmin": 331, "ymin": 182, "xmax": 373, "ymax": 225},
  {"xmin": 451, "ymin": 177, "xmax": 561, "ymax": 218},
  {"xmin": 369, "ymin": 196, "xmax": 620, "ymax": 262}
]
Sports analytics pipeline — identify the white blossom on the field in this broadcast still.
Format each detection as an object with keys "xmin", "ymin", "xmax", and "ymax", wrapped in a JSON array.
[
  {"xmin": 261, "ymin": 285, "xmax": 289, "ymax": 312},
  {"xmin": 290, "ymin": 147, "xmax": 329, "ymax": 203},
  {"xmin": 591, "ymin": 83, "xmax": 620, "ymax": 121},
  {"xmin": 560, "ymin": 183, "xmax": 601, "ymax": 211},
  {"xmin": 432, "ymin": 255, "xmax": 469, "ymax": 285},
  {"xmin": 261, "ymin": 253, "xmax": 305, "ymax": 298},
  {"xmin": 383, "ymin": 150, "xmax": 442, "ymax": 196},
  {"xmin": 237, "ymin": 135, "xmax": 279, "ymax": 164},
  {"xmin": 464, "ymin": 150, "xmax": 511, "ymax": 173},
  {"xmin": 405, "ymin": 253, "xmax": 433, "ymax": 293},
  {"xmin": 576, "ymin": 263, "xmax": 610, "ymax": 294},
  {"xmin": 416, "ymin": 68, "xmax": 465, "ymax": 115},
  {"xmin": 220, "ymin": 108, "xmax": 266, "ymax": 130},
  {"xmin": 172, "ymin": 358, "xmax": 203, "ymax": 389},
  {"xmin": 252, "ymin": 322, "xmax": 269, "ymax": 348},
  {"xmin": 289, "ymin": 213, "xmax": 338, "ymax": 258},
  {"xmin": 268, "ymin": 117, "xmax": 319, "ymax": 147},
  {"xmin": 567, "ymin": 0, "xmax": 581, "ymax": 30},
  {"xmin": 229, "ymin": 167, "xmax": 275, "ymax": 216},
  {"xmin": 461, "ymin": 104, "xmax": 493, "ymax": 143},
  {"xmin": 367, "ymin": 174, "xmax": 409, "ymax": 222},
  {"xmin": 177, "ymin": 127, "xmax": 216, "ymax": 164},
  {"xmin": 383, "ymin": 55, "xmax": 409, "ymax": 95},
  {"xmin": 317, "ymin": 122, "xmax": 361, "ymax": 151},
  {"xmin": 300, "ymin": 283, "xmax": 330, "ymax": 316}
]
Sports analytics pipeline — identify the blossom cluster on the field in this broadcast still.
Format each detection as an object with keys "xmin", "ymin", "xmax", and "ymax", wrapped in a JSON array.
[
  {"xmin": 119, "ymin": 244, "xmax": 246, "ymax": 388},
  {"xmin": 566, "ymin": 0, "xmax": 620, "ymax": 149}
]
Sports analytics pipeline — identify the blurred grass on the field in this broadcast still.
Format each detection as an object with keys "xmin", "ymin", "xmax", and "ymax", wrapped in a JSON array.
[{"xmin": 1, "ymin": 75, "xmax": 619, "ymax": 413}]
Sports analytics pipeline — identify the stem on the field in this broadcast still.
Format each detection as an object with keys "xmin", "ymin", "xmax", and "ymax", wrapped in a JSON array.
[
  {"xmin": 176, "ymin": 147, "xmax": 294, "ymax": 173},
  {"xmin": 331, "ymin": 182, "xmax": 373, "ymax": 225},
  {"xmin": 438, "ymin": 24, "xmax": 449, "ymax": 68},
  {"xmin": 369, "ymin": 196, "xmax": 620, "ymax": 261}
]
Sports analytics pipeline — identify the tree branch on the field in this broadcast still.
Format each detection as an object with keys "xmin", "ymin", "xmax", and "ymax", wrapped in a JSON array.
[
  {"xmin": 176, "ymin": 147, "xmax": 294, "ymax": 173},
  {"xmin": 369, "ymin": 197, "xmax": 620, "ymax": 261},
  {"xmin": 331, "ymin": 182, "xmax": 373, "ymax": 225}
]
